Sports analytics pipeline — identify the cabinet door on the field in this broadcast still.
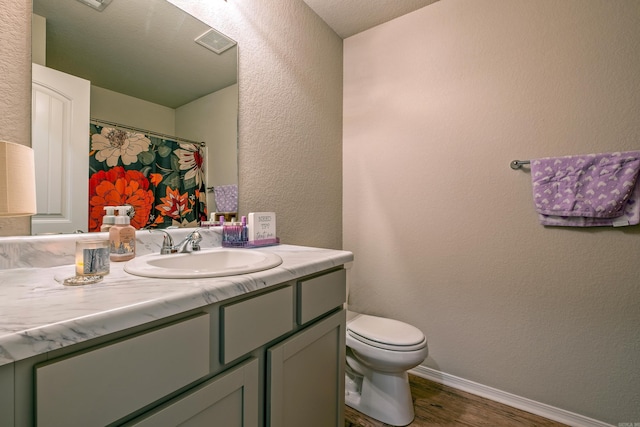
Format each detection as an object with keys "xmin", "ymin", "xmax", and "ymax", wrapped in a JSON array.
[
  {"xmin": 267, "ymin": 309, "xmax": 345, "ymax": 427},
  {"xmin": 127, "ymin": 357, "xmax": 259, "ymax": 427}
]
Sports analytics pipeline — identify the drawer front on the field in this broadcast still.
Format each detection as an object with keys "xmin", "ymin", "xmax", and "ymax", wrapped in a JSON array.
[
  {"xmin": 297, "ymin": 269, "xmax": 346, "ymax": 325},
  {"xmin": 36, "ymin": 314, "xmax": 210, "ymax": 427},
  {"xmin": 221, "ymin": 286, "xmax": 293, "ymax": 364}
]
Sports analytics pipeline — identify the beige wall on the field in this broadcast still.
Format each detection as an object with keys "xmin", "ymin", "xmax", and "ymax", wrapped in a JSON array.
[
  {"xmin": 0, "ymin": 0, "xmax": 343, "ymax": 249},
  {"xmin": 176, "ymin": 84, "xmax": 239, "ymax": 211},
  {"xmin": 31, "ymin": 13, "xmax": 45, "ymax": 66},
  {"xmin": 169, "ymin": 0, "xmax": 344, "ymax": 248},
  {"xmin": 0, "ymin": 0, "xmax": 31, "ymax": 235},
  {"xmin": 344, "ymin": 0, "xmax": 640, "ymax": 424},
  {"xmin": 90, "ymin": 86, "xmax": 176, "ymax": 135}
]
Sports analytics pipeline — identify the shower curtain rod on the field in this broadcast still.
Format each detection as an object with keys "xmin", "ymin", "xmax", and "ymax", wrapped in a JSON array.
[{"xmin": 90, "ymin": 118, "xmax": 205, "ymax": 147}]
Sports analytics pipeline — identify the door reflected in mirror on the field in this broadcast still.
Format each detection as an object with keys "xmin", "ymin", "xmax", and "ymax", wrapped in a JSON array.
[{"xmin": 31, "ymin": 0, "xmax": 238, "ymax": 234}]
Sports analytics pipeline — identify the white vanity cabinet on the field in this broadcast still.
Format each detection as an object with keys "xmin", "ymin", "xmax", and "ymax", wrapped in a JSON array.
[{"xmin": 6, "ymin": 266, "xmax": 346, "ymax": 427}]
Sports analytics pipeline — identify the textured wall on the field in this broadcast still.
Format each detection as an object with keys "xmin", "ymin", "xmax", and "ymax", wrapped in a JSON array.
[
  {"xmin": 344, "ymin": 0, "xmax": 640, "ymax": 424},
  {"xmin": 0, "ymin": 0, "xmax": 31, "ymax": 235},
  {"xmin": 169, "ymin": 0, "xmax": 344, "ymax": 249}
]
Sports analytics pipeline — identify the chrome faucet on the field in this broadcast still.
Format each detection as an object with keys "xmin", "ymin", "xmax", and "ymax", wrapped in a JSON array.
[
  {"xmin": 174, "ymin": 229, "xmax": 202, "ymax": 253},
  {"xmin": 151, "ymin": 229, "xmax": 203, "ymax": 254}
]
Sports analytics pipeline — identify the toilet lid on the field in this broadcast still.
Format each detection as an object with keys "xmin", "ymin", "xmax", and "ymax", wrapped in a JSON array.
[{"xmin": 347, "ymin": 314, "xmax": 426, "ymax": 351}]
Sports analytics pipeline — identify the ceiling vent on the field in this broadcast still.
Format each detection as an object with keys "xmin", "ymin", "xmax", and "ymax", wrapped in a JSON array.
[
  {"xmin": 75, "ymin": 0, "xmax": 112, "ymax": 11},
  {"xmin": 195, "ymin": 29, "xmax": 237, "ymax": 55}
]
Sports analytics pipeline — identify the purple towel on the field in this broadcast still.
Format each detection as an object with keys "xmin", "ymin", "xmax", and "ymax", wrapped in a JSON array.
[
  {"xmin": 213, "ymin": 185, "xmax": 238, "ymax": 213},
  {"xmin": 531, "ymin": 151, "xmax": 640, "ymax": 227}
]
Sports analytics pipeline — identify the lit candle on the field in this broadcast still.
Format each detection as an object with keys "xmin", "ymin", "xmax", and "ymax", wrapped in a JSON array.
[{"xmin": 75, "ymin": 240, "xmax": 110, "ymax": 276}]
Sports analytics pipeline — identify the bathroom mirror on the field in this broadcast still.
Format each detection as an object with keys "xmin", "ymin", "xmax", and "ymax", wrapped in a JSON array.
[{"xmin": 31, "ymin": 0, "xmax": 238, "ymax": 233}]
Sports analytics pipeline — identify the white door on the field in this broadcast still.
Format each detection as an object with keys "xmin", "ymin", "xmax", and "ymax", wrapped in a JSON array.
[{"xmin": 31, "ymin": 63, "xmax": 90, "ymax": 234}]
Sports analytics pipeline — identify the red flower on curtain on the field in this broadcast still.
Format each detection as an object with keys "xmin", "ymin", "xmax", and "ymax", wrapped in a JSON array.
[
  {"xmin": 89, "ymin": 124, "xmax": 208, "ymax": 230},
  {"xmin": 155, "ymin": 186, "xmax": 193, "ymax": 221},
  {"xmin": 88, "ymin": 166, "xmax": 155, "ymax": 231}
]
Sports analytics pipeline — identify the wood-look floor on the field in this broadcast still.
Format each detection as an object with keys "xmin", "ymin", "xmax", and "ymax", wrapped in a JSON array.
[{"xmin": 344, "ymin": 374, "xmax": 569, "ymax": 427}]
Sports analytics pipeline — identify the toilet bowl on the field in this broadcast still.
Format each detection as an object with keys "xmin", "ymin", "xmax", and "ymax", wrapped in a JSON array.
[{"xmin": 345, "ymin": 312, "xmax": 428, "ymax": 426}]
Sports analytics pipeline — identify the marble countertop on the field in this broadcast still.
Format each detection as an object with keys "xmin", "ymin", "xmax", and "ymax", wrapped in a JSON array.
[{"xmin": 0, "ymin": 244, "xmax": 353, "ymax": 367}]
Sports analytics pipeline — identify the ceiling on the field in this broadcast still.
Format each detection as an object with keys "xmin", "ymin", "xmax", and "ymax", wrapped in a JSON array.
[
  {"xmin": 33, "ymin": 0, "xmax": 237, "ymax": 109},
  {"xmin": 303, "ymin": 0, "xmax": 439, "ymax": 39}
]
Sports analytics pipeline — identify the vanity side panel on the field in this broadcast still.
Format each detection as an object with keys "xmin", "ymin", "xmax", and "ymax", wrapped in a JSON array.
[{"xmin": 0, "ymin": 363, "xmax": 14, "ymax": 426}]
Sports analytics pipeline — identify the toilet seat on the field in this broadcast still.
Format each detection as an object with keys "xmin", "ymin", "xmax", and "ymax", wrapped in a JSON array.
[{"xmin": 347, "ymin": 314, "xmax": 426, "ymax": 352}]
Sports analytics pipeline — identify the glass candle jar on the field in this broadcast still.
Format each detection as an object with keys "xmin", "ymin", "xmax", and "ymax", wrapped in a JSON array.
[{"xmin": 75, "ymin": 240, "xmax": 110, "ymax": 276}]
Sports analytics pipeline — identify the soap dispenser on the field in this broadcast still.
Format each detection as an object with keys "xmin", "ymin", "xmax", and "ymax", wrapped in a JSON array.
[
  {"xmin": 109, "ymin": 206, "xmax": 136, "ymax": 262},
  {"xmin": 100, "ymin": 206, "xmax": 117, "ymax": 232}
]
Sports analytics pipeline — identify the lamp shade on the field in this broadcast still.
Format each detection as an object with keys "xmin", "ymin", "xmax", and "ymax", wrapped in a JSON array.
[{"xmin": 0, "ymin": 141, "xmax": 37, "ymax": 216}]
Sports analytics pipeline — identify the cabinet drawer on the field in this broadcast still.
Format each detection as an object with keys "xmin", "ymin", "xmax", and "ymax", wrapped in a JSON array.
[
  {"xmin": 221, "ymin": 286, "xmax": 293, "ymax": 364},
  {"xmin": 297, "ymin": 269, "xmax": 346, "ymax": 325},
  {"xmin": 36, "ymin": 314, "xmax": 210, "ymax": 427}
]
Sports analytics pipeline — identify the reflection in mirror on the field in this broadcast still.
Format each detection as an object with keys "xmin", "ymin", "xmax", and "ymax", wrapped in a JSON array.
[{"xmin": 31, "ymin": 0, "xmax": 238, "ymax": 234}]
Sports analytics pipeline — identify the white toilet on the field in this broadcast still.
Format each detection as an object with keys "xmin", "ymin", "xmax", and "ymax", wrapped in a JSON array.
[{"xmin": 345, "ymin": 311, "xmax": 428, "ymax": 426}]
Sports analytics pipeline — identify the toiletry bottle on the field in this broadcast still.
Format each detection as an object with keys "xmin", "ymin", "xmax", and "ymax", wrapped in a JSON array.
[
  {"xmin": 223, "ymin": 220, "xmax": 243, "ymax": 245},
  {"xmin": 241, "ymin": 216, "xmax": 248, "ymax": 242},
  {"xmin": 100, "ymin": 206, "xmax": 117, "ymax": 232},
  {"xmin": 222, "ymin": 221, "xmax": 230, "ymax": 244},
  {"xmin": 109, "ymin": 206, "xmax": 136, "ymax": 262}
]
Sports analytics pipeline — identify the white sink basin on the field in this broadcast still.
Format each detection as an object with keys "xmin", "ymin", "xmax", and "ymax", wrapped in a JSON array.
[{"xmin": 124, "ymin": 248, "xmax": 283, "ymax": 279}]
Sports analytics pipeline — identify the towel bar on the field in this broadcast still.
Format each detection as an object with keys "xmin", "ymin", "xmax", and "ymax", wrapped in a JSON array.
[{"xmin": 510, "ymin": 160, "xmax": 530, "ymax": 170}]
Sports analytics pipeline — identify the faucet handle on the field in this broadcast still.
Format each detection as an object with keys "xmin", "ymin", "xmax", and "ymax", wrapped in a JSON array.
[
  {"xmin": 189, "ymin": 229, "xmax": 202, "ymax": 251},
  {"xmin": 150, "ymin": 229, "xmax": 177, "ymax": 254}
]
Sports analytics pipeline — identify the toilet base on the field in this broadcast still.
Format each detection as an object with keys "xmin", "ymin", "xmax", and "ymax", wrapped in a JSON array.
[{"xmin": 344, "ymin": 369, "xmax": 415, "ymax": 426}]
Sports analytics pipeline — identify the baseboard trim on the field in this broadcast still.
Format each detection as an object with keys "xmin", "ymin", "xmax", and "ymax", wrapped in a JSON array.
[{"xmin": 409, "ymin": 366, "xmax": 613, "ymax": 427}]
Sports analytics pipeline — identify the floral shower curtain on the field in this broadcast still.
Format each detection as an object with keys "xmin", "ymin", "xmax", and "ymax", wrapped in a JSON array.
[{"xmin": 88, "ymin": 124, "xmax": 208, "ymax": 232}]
